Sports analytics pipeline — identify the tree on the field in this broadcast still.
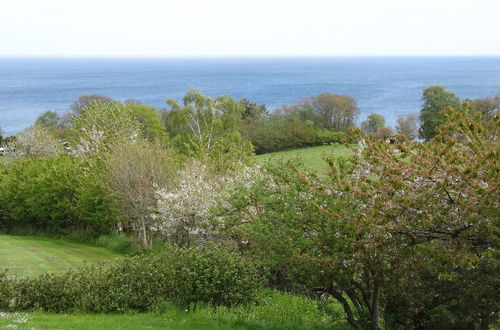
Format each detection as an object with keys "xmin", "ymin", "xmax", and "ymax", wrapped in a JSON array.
[
  {"xmin": 35, "ymin": 110, "xmax": 66, "ymax": 138},
  {"xmin": 222, "ymin": 109, "xmax": 499, "ymax": 329},
  {"xmin": 164, "ymin": 88, "xmax": 253, "ymax": 165},
  {"xmin": 127, "ymin": 104, "xmax": 169, "ymax": 143},
  {"xmin": 5, "ymin": 125, "xmax": 62, "ymax": 159},
  {"xmin": 306, "ymin": 93, "xmax": 359, "ymax": 131},
  {"xmin": 102, "ymin": 138, "xmax": 176, "ymax": 246},
  {"xmin": 361, "ymin": 113, "xmax": 386, "ymax": 134},
  {"xmin": 419, "ymin": 86, "xmax": 461, "ymax": 140},
  {"xmin": 470, "ymin": 90, "xmax": 499, "ymax": 122},
  {"xmin": 395, "ymin": 114, "xmax": 419, "ymax": 140},
  {"xmin": 35, "ymin": 110, "xmax": 60, "ymax": 130},
  {"xmin": 68, "ymin": 102, "xmax": 139, "ymax": 156},
  {"xmin": 240, "ymin": 98, "xmax": 268, "ymax": 120},
  {"xmin": 70, "ymin": 94, "xmax": 115, "ymax": 114}
]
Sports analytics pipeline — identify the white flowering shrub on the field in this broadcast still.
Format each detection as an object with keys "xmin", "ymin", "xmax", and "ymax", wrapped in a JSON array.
[
  {"xmin": 5, "ymin": 124, "xmax": 62, "ymax": 159},
  {"xmin": 155, "ymin": 161, "xmax": 266, "ymax": 245},
  {"xmin": 68, "ymin": 102, "xmax": 139, "ymax": 157}
]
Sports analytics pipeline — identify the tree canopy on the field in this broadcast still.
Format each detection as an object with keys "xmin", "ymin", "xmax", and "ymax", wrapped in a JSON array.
[{"xmin": 419, "ymin": 85, "xmax": 461, "ymax": 140}]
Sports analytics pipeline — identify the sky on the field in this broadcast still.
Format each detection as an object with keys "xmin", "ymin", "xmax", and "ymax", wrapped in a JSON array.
[{"xmin": 0, "ymin": 0, "xmax": 499, "ymax": 57}]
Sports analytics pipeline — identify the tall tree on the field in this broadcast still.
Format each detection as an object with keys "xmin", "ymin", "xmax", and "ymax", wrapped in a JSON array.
[
  {"xmin": 419, "ymin": 86, "xmax": 461, "ymax": 140},
  {"xmin": 308, "ymin": 93, "xmax": 359, "ymax": 131},
  {"xmin": 164, "ymin": 88, "xmax": 252, "ymax": 163}
]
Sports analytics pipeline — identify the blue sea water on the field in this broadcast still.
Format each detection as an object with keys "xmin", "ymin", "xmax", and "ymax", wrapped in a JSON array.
[{"xmin": 0, "ymin": 57, "xmax": 499, "ymax": 136}]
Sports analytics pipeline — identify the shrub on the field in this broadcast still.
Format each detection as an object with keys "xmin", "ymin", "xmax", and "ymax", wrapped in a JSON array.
[
  {"xmin": 4, "ymin": 125, "xmax": 62, "ymax": 159},
  {"xmin": 3, "ymin": 246, "xmax": 262, "ymax": 313},
  {"xmin": 0, "ymin": 156, "xmax": 119, "ymax": 234}
]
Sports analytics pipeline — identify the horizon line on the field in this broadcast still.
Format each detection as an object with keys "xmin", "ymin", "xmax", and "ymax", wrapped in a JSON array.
[{"xmin": 1, "ymin": 54, "xmax": 499, "ymax": 59}]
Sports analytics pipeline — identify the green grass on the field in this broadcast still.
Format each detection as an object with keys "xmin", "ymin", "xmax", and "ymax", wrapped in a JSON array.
[
  {"xmin": 0, "ymin": 290, "xmax": 350, "ymax": 329},
  {"xmin": 0, "ymin": 234, "xmax": 123, "ymax": 277},
  {"xmin": 255, "ymin": 144, "xmax": 354, "ymax": 175}
]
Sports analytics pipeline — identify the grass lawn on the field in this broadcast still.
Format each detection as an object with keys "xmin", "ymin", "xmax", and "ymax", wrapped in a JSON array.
[
  {"xmin": 255, "ymin": 144, "xmax": 354, "ymax": 175},
  {"xmin": 0, "ymin": 312, "xmax": 243, "ymax": 330},
  {"xmin": 0, "ymin": 293, "xmax": 350, "ymax": 330},
  {"xmin": 0, "ymin": 234, "xmax": 123, "ymax": 278},
  {"xmin": 0, "ymin": 234, "xmax": 350, "ymax": 329}
]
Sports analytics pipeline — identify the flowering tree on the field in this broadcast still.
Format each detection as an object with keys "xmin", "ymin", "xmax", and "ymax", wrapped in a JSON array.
[
  {"xmin": 68, "ymin": 102, "xmax": 139, "ymax": 156},
  {"xmin": 221, "ymin": 109, "xmax": 499, "ymax": 329},
  {"xmin": 155, "ymin": 161, "xmax": 265, "ymax": 246},
  {"xmin": 5, "ymin": 125, "xmax": 62, "ymax": 159}
]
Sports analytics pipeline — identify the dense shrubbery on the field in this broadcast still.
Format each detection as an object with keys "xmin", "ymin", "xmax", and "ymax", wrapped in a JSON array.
[
  {"xmin": 0, "ymin": 156, "xmax": 119, "ymax": 234},
  {"xmin": 241, "ymin": 116, "xmax": 352, "ymax": 154},
  {"xmin": 0, "ymin": 246, "xmax": 261, "ymax": 313}
]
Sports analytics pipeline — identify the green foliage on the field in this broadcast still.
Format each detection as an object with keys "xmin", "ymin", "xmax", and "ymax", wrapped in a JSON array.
[
  {"xmin": 241, "ymin": 115, "xmax": 349, "ymax": 154},
  {"xmin": 34, "ymin": 111, "xmax": 61, "ymax": 135},
  {"xmin": 240, "ymin": 98, "xmax": 268, "ymax": 120},
  {"xmin": 1, "ymin": 246, "xmax": 262, "ymax": 313},
  {"xmin": 127, "ymin": 104, "xmax": 169, "ymax": 143},
  {"xmin": 221, "ymin": 110, "xmax": 499, "ymax": 329},
  {"xmin": 101, "ymin": 138, "xmax": 178, "ymax": 246},
  {"xmin": 163, "ymin": 88, "xmax": 254, "ymax": 168},
  {"xmin": 361, "ymin": 113, "xmax": 386, "ymax": 134},
  {"xmin": 419, "ymin": 85, "xmax": 461, "ymax": 140},
  {"xmin": 302, "ymin": 93, "xmax": 359, "ymax": 131},
  {"xmin": 68, "ymin": 102, "xmax": 140, "ymax": 155},
  {"xmin": 94, "ymin": 234, "xmax": 134, "ymax": 254},
  {"xmin": 0, "ymin": 156, "xmax": 120, "ymax": 234}
]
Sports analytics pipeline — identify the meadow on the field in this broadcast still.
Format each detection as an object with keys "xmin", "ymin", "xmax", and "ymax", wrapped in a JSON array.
[
  {"xmin": 255, "ymin": 144, "xmax": 353, "ymax": 175},
  {"xmin": 0, "ymin": 234, "xmax": 122, "ymax": 277}
]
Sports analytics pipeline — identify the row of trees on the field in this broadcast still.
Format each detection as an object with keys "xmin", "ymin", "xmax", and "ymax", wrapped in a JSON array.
[{"xmin": 2, "ymin": 86, "xmax": 497, "ymax": 153}]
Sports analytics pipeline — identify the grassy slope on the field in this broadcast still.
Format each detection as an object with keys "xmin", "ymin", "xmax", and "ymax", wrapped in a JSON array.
[
  {"xmin": 0, "ymin": 234, "xmax": 122, "ymax": 277},
  {"xmin": 255, "ymin": 144, "xmax": 353, "ymax": 175}
]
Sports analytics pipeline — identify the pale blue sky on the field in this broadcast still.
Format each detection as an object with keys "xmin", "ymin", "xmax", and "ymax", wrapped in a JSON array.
[{"xmin": 0, "ymin": 0, "xmax": 499, "ymax": 56}]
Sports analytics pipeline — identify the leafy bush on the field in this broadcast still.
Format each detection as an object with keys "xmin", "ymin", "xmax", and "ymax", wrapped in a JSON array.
[
  {"xmin": 2, "ymin": 246, "xmax": 262, "ymax": 313},
  {"xmin": 0, "ymin": 156, "xmax": 120, "ymax": 234}
]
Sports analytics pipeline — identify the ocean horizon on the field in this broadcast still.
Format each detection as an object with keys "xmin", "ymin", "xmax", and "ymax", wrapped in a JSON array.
[{"xmin": 1, "ymin": 56, "xmax": 499, "ymax": 136}]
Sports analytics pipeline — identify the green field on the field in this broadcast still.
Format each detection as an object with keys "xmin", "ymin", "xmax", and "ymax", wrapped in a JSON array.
[
  {"xmin": 0, "ymin": 234, "xmax": 122, "ymax": 277},
  {"xmin": 255, "ymin": 144, "xmax": 354, "ymax": 174}
]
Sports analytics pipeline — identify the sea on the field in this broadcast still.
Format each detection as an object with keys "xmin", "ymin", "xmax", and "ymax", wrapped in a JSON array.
[{"xmin": 1, "ymin": 56, "xmax": 499, "ymax": 136}]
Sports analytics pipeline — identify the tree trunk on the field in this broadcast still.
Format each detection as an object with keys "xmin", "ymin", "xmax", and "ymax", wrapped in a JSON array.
[
  {"xmin": 370, "ymin": 281, "xmax": 381, "ymax": 329},
  {"xmin": 480, "ymin": 315, "xmax": 489, "ymax": 330},
  {"xmin": 331, "ymin": 290, "xmax": 361, "ymax": 329}
]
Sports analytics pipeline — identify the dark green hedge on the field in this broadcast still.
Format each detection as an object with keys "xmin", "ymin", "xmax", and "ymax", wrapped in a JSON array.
[{"xmin": 0, "ymin": 246, "xmax": 262, "ymax": 313}]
